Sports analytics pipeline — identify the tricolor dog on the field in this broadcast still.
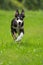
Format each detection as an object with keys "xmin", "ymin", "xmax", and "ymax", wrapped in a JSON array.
[{"xmin": 11, "ymin": 9, "xmax": 25, "ymax": 42}]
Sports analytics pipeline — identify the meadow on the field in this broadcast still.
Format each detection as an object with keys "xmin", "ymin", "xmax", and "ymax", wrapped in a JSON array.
[{"xmin": 0, "ymin": 10, "xmax": 43, "ymax": 65}]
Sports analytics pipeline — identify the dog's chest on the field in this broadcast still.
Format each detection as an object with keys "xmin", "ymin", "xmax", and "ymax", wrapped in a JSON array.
[
  {"xmin": 16, "ymin": 24, "xmax": 20, "ymax": 33},
  {"xmin": 13, "ymin": 19, "xmax": 23, "ymax": 33}
]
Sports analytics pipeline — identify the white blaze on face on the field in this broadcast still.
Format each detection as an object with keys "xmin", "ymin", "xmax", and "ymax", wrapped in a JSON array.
[{"xmin": 17, "ymin": 19, "xmax": 23, "ymax": 24}]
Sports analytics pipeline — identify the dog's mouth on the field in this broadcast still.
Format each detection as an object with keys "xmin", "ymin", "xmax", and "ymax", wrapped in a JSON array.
[{"xmin": 19, "ymin": 22, "xmax": 21, "ymax": 25}]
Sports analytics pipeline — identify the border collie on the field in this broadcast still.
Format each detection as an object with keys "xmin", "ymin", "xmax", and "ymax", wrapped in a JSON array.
[{"xmin": 11, "ymin": 9, "xmax": 25, "ymax": 42}]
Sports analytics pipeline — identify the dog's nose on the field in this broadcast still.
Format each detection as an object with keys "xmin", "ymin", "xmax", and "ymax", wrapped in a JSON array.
[{"xmin": 19, "ymin": 22, "xmax": 21, "ymax": 25}]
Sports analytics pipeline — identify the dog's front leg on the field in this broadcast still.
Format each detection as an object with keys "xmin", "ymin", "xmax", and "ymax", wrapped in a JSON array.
[{"xmin": 15, "ymin": 32, "xmax": 23, "ymax": 42}]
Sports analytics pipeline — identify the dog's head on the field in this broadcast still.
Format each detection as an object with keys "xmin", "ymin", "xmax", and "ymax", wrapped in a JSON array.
[{"xmin": 15, "ymin": 9, "xmax": 25, "ymax": 26}]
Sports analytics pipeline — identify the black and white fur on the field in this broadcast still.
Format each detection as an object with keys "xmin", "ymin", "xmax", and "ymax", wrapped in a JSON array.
[{"xmin": 11, "ymin": 9, "xmax": 25, "ymax": 42}]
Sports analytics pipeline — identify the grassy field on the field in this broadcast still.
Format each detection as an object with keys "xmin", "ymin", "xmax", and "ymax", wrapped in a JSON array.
[{"xmin": 0, "ymin": 10, "xmax": 43, "ymax": 65}]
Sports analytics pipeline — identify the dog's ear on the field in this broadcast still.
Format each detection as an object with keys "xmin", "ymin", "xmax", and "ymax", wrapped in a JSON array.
[
  {"xmin": 21, "ymin": 9, "xmax": 25, "ymax": 18},
  {"xmin": 15, "ymin": 9, "xmax": 19, "ymax": 17}
]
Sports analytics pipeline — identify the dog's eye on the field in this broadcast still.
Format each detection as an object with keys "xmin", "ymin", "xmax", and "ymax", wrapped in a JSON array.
[
  {"xmin": 21, "ymin": 17, "xmax": 22, "ymax": 18},
  {"xmin": 20, "ymin": 17, "xmax": 23, "ymax": 20},
  {"xmin": 18, "ymin": 17, "xmax": 19, "ymax": 18},
  {"xmin": 17, "ymin": 17, "xmax": 19, "ymax": 20}
]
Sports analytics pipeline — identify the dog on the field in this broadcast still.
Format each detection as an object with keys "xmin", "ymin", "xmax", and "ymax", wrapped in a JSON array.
[{"xmin": 11, "ymin": 9, "xmax": 25, "ymax": 42}]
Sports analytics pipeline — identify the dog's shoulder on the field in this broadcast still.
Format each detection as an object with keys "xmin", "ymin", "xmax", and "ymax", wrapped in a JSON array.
[{"xmin": 11, "ymin": 18, "xmax": 17, "ymax": 27}]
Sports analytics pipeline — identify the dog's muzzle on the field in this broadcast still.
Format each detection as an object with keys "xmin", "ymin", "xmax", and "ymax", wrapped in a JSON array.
[
  {"xmin": 16, "ymin": 19, "xmax": 23, "ymax": 27},
  {"xmin": 17, "ymin": 19, "xmax": 22, "ymax": 24},
  {"xmin": 18, "ymin": 22, "xmax": 21, "ymax": 27}
]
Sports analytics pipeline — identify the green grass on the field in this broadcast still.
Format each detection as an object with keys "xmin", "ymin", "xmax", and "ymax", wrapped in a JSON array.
[{"xmin": 0, "ymin": 10, "xmax": 43, "ymax": 65}]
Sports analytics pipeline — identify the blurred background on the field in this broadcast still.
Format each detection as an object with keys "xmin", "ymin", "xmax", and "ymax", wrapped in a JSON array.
[
  {"xmin": 0, "ymin": 0, "xmax": 43, "ymax": 10},
  {"xmin": 0, "ymin": 1, "xmax": 43, "ymax": 65}
]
